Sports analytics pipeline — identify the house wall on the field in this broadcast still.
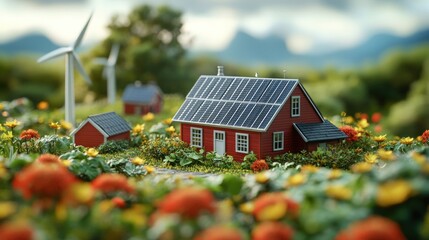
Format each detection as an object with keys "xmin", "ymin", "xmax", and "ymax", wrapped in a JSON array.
[
  {"xmin": 74, "ymin": 122, "xmax": 105, "ymax": 148},
  {"xmin": 181, "ymin": 123, "xmax": 261, "ymax": 162},
  {"xmin": 124, "ymin": 102, "xmax": 161, "ymax": 115},
  {"xmin": 261, "ymin": 85, "xmax": 324, "ymax": 157},
  {"xmin": 107, "ymin": 132, "xmax": 130, "ymax": 142}
]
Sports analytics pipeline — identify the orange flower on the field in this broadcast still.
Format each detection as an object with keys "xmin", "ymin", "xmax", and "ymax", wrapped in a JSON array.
[
  {"xmin": 253, "ymin": 193, "xmax": 299, "ymax": 221},
  {"xmin": 37, "ymin": 101, "xmax": 49, "ymax": 110},
  {"xmin": 252, "ymin": 222, "xmax": 294, "ymax": 240},
  {"xmin": 157, "ymin": 187, "xmax": 216, "ymax": 219},
  {"xmin": 251, "ymin": 159, "xmax": 269, "ymax": 172},
  {"xmin": 19, "ymin": 129, "xmax": 40, "ymax": 140},
  {"xmin": 0, "ymin": 221, "xmax": 34, "ymax": 240},
  {"xmin": 339, "ymin": 126, "xmax": 359, "ymax": 142},
  {"xmin": 13, "ymin": 163, "xmax": 76, "ymax": 199},
  {"xmin": 194, "ymin": 225, "xmax": 243, "ymax": 240},
  {"xmin": 112, "ymin": 197, "xmax": 126, "ymax": 208},
  {"xmin": 421, "ymin": 130, "xmax": 429, "ymax": 144},
  {"xmin": 335, "ymin": 216, "xmax": 406, "ymax": 240},
  {"xmin": 371, "ymin": 112, "xmax": 382, "ymax": 123},
  {"xmin": 36, "ymin": 154, "xmax": 61, "ymax": 165},
  {"xmin": 91, "ymin": 173, "xmax": 135, "ymax": 195}
]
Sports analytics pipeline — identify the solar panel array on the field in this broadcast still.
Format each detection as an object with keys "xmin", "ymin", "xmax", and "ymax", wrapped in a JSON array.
[{"xmin": 173, "ymin": 76, "xmax": 298, "ymax": 131}]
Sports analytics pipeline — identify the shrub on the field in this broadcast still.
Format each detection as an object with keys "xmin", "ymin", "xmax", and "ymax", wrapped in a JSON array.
[
  {"xmin": 241, "ymin": 151, "xmax": 258, "ymax": 169},
  {"xmin": 98, "ymin": 140, "xmax": 130, "ymax": 154},
  {"xmin": 141, "ymin": 137, "xmax": 188, "ymax": 160},
  {"xmin": 205, "ymin": 151, "xmax": 234, "ymax": 168}
]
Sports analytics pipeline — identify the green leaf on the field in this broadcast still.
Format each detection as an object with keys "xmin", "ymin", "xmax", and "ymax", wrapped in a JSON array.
[{"xmin": 220, "ymin": 174, "xmax": 244, "ymax": 196}]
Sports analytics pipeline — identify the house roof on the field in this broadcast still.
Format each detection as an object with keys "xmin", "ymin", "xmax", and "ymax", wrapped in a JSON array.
[
  {"xmin": 293, "ymin": 121, "xmax": 347, "ymax": 143},
  {"xmin": 173, "ymin": 75, "xmax": 323, "ymax": 132},
  {"xmin": 122, "ymin": 82, "xmax": 162, "ymax": 104},
  {"xmin": 72, "ymin": 112, "xmax": 131, "ymax": 137}
]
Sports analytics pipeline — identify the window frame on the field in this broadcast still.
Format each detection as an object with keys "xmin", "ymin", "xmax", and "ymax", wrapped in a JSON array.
[
  {"xmin": 235, "ymin": 133, "xmax": 249, "ymax": 153},
  {"xmin": 273, "ymin": 131, "xmax": 284, "ymax": 151},
  {"xmin": 291, "ymin": 96, "xmax": 300, "ymax": 117},
  {"xmin": 190, "ymin": 127, "xmax": 203, "ymax": 148}
]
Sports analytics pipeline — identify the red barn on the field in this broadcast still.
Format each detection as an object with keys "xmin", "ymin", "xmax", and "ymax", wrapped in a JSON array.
[
  {"xmin": 71, "ymin": 112, "xmax": 131, "ymax": 148},
  {"xmin": 173, "ymin": 67, "xmax": 346, "ymax": 161},
  {"xmin": 122, "ymin": 81, "xmax": 163, "ymax": 115}
]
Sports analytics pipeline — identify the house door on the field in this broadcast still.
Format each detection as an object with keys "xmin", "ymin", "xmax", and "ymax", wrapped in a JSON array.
[{"xmin": 214, "ymin": 131, "xmax": 225, "ymax": 155}]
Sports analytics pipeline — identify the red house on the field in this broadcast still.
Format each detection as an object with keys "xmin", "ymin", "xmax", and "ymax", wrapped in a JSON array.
[
  {"xmin": 71, "ymin": 112, "xmax": 131, "ymax": 148},
  {"xmin": 122, "ymin": 81, "xmax": 163, "ymax": 115},
  {"xmin": 173, "ymin": 67, "xmax": 346, "ymax": 161}
]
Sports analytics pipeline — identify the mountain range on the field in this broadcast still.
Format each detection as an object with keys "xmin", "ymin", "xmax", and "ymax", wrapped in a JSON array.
[{"xmin": 1, "ymin": 28, "xmax": 429, "ymax": 68}]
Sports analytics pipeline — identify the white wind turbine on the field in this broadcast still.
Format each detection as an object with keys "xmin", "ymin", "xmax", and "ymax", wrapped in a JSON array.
[
  {"xmin": 37, "ymin": 12, "xmax": 93, "ymax": 128},
  {"xmin": 94, "ymin": 44, "xmax": 120, "ymax": 104}
]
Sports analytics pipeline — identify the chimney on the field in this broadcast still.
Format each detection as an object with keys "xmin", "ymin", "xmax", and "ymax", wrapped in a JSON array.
[{"xmin": 217, "ymin": 66, "xmax": 224, "ymax": 76}]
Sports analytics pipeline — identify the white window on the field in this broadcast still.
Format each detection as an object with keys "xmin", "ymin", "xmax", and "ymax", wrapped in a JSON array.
[
  {"xmin": 291, "ymin": 96, "xmax": 300, "ymax": 117},
  {"xmin": 190, "ymin": 127, "xmax": 203, "ymax": 147},
  {"xmin": 235, "ymin": 133, "xmax": 249, "ymax": 153},
  {"xmin": 273, "ymin": 131, "xmax": 284, "ymax": 151}
]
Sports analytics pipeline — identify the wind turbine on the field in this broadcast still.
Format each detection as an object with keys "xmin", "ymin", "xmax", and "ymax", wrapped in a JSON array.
[
  {"xmin": 94, "ymin": 44, "xmax": 120, "ymax": 104},
  {"xmin": 37, "ymin": 12, "xmax": 93, "ymax": 128}
]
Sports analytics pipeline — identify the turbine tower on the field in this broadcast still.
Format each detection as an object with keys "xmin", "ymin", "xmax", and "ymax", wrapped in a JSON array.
[
  {"xmin": 94, "ymin": 44, "xmax": 120, "ymax": 104},
  {"xmin": 37, "ymin": 12, "xmax": 93, "ymax": 128}
]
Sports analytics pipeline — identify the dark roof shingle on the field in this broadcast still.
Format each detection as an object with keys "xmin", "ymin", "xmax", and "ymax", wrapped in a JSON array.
[
  {"xmin": 122, "ymin": 83, "xmax": 161, "ymax": 104},
  {"xmin": 88, "ymin": 112, "xmax": 131, "ymax": 136},
  {"xmin": 293, "ymin": 121, "xmax": 347, "ymax": 142}
]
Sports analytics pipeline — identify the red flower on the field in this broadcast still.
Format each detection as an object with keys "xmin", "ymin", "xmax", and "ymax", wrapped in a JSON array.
[
  {"xmin": 251, "ymin": 159, "xmax": 269, "ymax": 172},
  {"xmin": 19, "ymin": 129, "xmax": 40, "ymax": 140},
  {"xmin": 339, "ymin": 126, "xmax": 359, "ymax": 142},
  {"xmin": 0, "ymin": 221, "xmax": 34, "ymax": 240},
  {"xmin": 253, "ymin": 193, "xmax": 299, "ymax": 221},
  {"xmin": 13, "ymin": 163, "xmax": 76, "ymax": 199},
  {"xmin": 36, "ymin": 154, "xmax": 61, "ymax": 165},
  {"xmin": 371, "ymin": 112, "xmax": 382, "ymax": 123},
  {"xmin": 335, "ymin": 216, "xmax": 406, "ymax": 240},
  {"xmin": 252, "ymin": 222, "xmax": 294, "ymax": 240},
  {"xmin": 194, "ymin": 225, "xmax": 243, "ymax": 240},
  {"xmin": 112, "ymin": 197, "xmax": 126, "ymax": 208},
  {"xmin": 91, "ymin": 173, "xmax": 135, "ymax": 195},
  {"xmin": 157, "ymin": 187, "xmax": 216, "ymax": 219},
  {"xmin": 421, "ymin": 130, "xmax": 429, "ymax": 144}
]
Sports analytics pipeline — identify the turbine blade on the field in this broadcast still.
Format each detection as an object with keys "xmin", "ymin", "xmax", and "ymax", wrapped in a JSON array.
[
  {"xmin": 72, "ymin": 52, "xmax": 92, "ymax": 85},
  {"xmin": 73, "ymin": 11, "xmax": 93, "ymax": 49},
  {"xmin": 37, "ymin": 47, "xmax": 72, "ymax": 63},
  {"xmin": 93, "ymin": 58, "xmax": 108, "ymax": 65},
  {"xmin": 108, "ymin": 44, "xmax": 120, "ymax": 66}
]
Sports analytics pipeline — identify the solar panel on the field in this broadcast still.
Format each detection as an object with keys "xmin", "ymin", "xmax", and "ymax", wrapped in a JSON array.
[
  {"xmin": 258, "ymin": 105, "xmax": 280, "ymax": 129},
  {"xmin": 237, "ymin": 79, "xmax": 255, "ymax": 101},
  {"xmin": 191, "ymin": 100, "xmax": 212, "ymax": 122},
  {"xmin": 205, "ymin": 101, "xmax": 225, "ymax": 123},
  {"xmin": 206, "ymin": 79, "xmax": 223, "ymax": 99},
  {"xmin": 193, "ymin": 77, "xmax": 213, "ymax": 98},
  {"xmin": 222, "ymin": 78, "xmax": 243, "ymax": 100},
  {"xmin": 259, "ymin": 80, "xmax": 281, "ymax": 103},
  {"xmin": 220, "ymin": 102, "xmax": 240, "ymax": 125},
  {"xmin": 226, "ymin": 103, "xmax": 247, "ymax": 126},
  {"xmin": 251, "ymin": 105, "xmax": 273, "ymax": 129},
  {"xmin": 268, "ymin": 80, "xmax": 288, "ymax": 103},
  {"xmin": 212, "ymin": 102, "xmax": 233, "ymax": 124},
  {"xmin": 230, "ymin": 78, "xmax": 249, "ymax": 101},
  {"xmin": 241, "ymin": 104, "xmax": 265, "ymax": 128},
  {"xmin": 186, "ymin": 77, "xmax": 206, "ymax": 98},
  {"xmin": 232, "ymin": 103, "xmax": 255, "ymax": 126},
  {"xmin": 244, "ymin": 79, "xmax": 263, "ymax": 101},
  {"xmin": 276, "ymin": 81, "xmax": 295, "ymax": 104},
  {"xmin": 213, "ymin": 78, "xmax": 233, "ymax": 100},
  {"xmin": 250, "ymin": 80, "xmax": 270, "ymax": 102},
  {"xmin": 181, "ymin": 99, "xmax": 203, "ymax": 121}
]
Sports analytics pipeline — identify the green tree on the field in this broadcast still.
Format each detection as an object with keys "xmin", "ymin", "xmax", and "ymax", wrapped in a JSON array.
[{"xmin": 89, "ymin": 4, "xmax": 191, "ymax": 98}]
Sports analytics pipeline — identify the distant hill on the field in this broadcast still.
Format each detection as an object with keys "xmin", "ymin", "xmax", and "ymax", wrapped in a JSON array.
[
  {"xmin": 0, "ymin": 32, "xmax": 61, "ymax": 55},
  {"xmin": 194, "ymin": 28, "xmax": 429, "ymax": 68}
]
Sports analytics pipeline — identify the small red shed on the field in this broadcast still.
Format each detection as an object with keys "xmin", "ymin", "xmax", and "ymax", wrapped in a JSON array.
[
  {"xmin": 71, "ymin": 112, "xmax": 131, "ymax": 148},
  {"xmin": 172, "ymin": 67, "xmax": 346, "ymax": 161},
  {"xmin": 122, "ymin": 81, "xmax": 163, "ymax": 115}
]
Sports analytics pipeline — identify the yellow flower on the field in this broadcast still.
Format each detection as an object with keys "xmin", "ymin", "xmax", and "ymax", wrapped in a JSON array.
[
  {"xmin": 257, "ymin": 201, "xmax": 287, "ymax": 221},
  {"xmin": 364, "ymin": 153, "xmax": 378, "ymax": 164},
  {"xmin": 55, "ymin": 203, "xmax": 68, "ymax": 221},
  {"xmin": 0, "ymin": 125, "xmax": 5, "ymax": 132},
  {"xmin": 239, "ymin": 201, "xmax": 254, "ymax": 214},
  {"xmin": 122, "ymin": 205, "xmax": 147, "ymax": 227},
  {"xmin": 69, "ymin": 183, "xmax": 94, "ymax": 204},
  {"xmin": 145, "ymin": 166, "xmax": 155, "ymax": 174},
  {"xmin": 343, "ymin": 116, "xmax": 354, "ymax": 124},
  {"xmin": 0, "ymin": 201, "xmax": 17, "ymax": 219},
  {"xmin": 328, "ymin": 169, "xmax": 342, "ymax": 180},
  {"xmin": 61, "ymin": 159, "xmax": 72, "ymax": 167},
  {"xmin": 373, "ymin": 134, "xmax": 387, "ymax": 143},
  {"xmin": 37, "ymin": 101, "xmax": 49, "ymax": 110},
  {"xmin": 286, "ymin": 173, "xmax": 307, "ymax": 187},
  {"xmin": 0, "ymin": 103, "xmax": 3, "ymax": 110},
  {"xmin": 255, "ymin": 172, "xmax": 269, "ymax": 184},
  {"xmin": 301, "ymin": 164, "xmax": 319, "ymax": 173},
  {"xmin": 377, "ymin": 149, "xmax": 396, "ymax": 161},
  {"xmin": 142, "ymin": 112, "xmax": 155, "ymax": 122},
  {"xmin": 4, "ymin": 119, "xmax": 20, "ymax": 129},
  {"xmin": 351, "ymin": 162, "xmax": 373, "ymax": 173},
  {"xmin": 166, "ymin": 126, "xmax": 175, "ymax": 134},
  {"xmin": 376, "ymin": 180, "xmax": 412, "ymax": 207},
  {"xmin": 411, "ymin": 152, "xmax": 427, "ymax": 165},
  {"xmin": 357, "ymin": 119, "xmax": 369, "ymax": 129},
  {"xmin": 400, "ymin": 137, "xmax": 414, "ymax": 145},
  {"xmin": 163, "ymin": 118, "xmax": 173, "ymax": 125},
  {"xmin": 86, "ymin": 148, "xmax": 99, "ymax": 157},
  {"xmin": 61, "ymin": 121, "xmax": 72, "ymax": 130},
  {"xmin": 0, "ymin": 131, "xmax": 13, "ymax": 141},
  {"xmin": 325, "ymin": 185, "xmax": 352, "ymax": 200},
  {"xmin": 49, "ymin": 122, "xmax": 61, "ymax": 130},
  {"xmin": 132, "ymin": 124, "xmax": 145, "ymax": 135},
  {"xmin": 131, "ymin": 157, "xmax": 145, "ymax": 165},
  {"xmin": 0, "ymin": 164, "xmax": 7, "ymax": 178}
]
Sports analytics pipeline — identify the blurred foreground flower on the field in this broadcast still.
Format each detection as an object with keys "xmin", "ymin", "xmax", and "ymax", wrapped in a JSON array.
[
  {"xmin": 326, "ymin": 185, "xmax": 353, "ymax": 201},
  {"xmin": 142, "ymin": 112, "xmax": 155, "ymax": 122},
  {"xmin": 91, "ymin": 173, "xmax": 135, "ymax": 195},
  {"xmin": 36, "ymin": 154, "xmax": 61, "ymax": 165},
  {"xmin": 253, "ymin": 192, "xmax": 299, "ymax": 221},
  {"xmin": 371, "ymin": 112, "xmax": 382, "ymax": 123},
  {"xmin": 351, "ymin": 162, "xmax": 373, "ymax": 173},
  {"xmin": 376, "ymin": 180, "xmax": 412, "ymax": 207},
  {"xmin": 0, "ymin": 221, "xmax": 34, "ymax": 240},
  {"xmin": 194, "ymin": 225, "xmax": 243, "ymax": 240},
  {"xmin": 60, "ymin": 121, "xmax": 72, "ymax": 131},
  {"xmin": 377, "ymin": 149, "xmax": 396, "ymax": 161},
  {"xmin": 252, "ymin": 222, "xmax": 294, "ymax": 240},
  {"xmin": 335, "ymin": 216, "xmax": 405, "ymax": 240},
  {"xmin": 37, "ymin": 101, "xmax": 49, "ymax": 110}
]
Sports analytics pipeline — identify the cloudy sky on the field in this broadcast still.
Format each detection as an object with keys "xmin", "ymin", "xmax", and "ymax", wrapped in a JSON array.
[{"xmin": 0, "ymin": 0, "xmax": 428, "ymax": 54}]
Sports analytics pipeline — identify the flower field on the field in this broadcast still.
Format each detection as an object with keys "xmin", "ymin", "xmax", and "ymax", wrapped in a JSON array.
[{"xmin": 0, "ymin": 98, "xmax": 429, "ymax": 239}]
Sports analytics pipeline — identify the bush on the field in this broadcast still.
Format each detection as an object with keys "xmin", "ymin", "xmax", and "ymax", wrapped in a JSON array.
[
  {"xmin": 141, "ymin": 137, "xmax": 188, "ymax": 160},
  {"xmin": 98, "ymin": 140, "xmax": 130, "ymax": 154}
]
